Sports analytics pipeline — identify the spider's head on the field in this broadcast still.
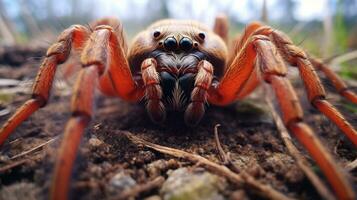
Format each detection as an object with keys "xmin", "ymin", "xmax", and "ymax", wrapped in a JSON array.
[{"xmin": 128, "ymin": 19, "xmax": 228, "ymax": 124}]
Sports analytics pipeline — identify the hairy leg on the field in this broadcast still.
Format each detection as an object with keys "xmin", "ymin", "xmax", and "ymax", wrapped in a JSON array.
[
  {"xmin": 85, "ymin": 23, "xmax": 143, "ymax": 101},
  {"xmin": 51, "ymin": 65, "xmax": 98, "ymax": 200},
  {"xmin": 219, "ymin": 22, "xmax": 357, "ymax": 147},
  {"xmin": 209, "ymin": 33, "xmax": 355, "ymax": 199},
  {"xmin": 213, "ymin": 14, "xmax": 229, "ymax": 44},
  {"xmin": 50, "ymin": 23, "xmax": 145, "ymax": 199},
  {"xmin": 267, "ymin": 29, "xmax": 357, "ymax": 146},
  {"xmin": 0, "ymin": 25, "xmax": 90, "ymax": 146},
  {"xmin": 309, "ymin": 57, "xmax": 357, "ymax": 104},
  {"xmin": 184, "ymin": 60, "xmax": 213, "ymax": 126},
  {"xmin": 141, "ymin": 58, "xmax": 165, "ymax": 123}
]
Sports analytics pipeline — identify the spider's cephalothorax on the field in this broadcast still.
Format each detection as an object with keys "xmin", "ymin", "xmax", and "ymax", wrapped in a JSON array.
[
  {"xmin": 128, "ymin": 20, "xmax": 227, "ymax": 124},
  {"xmin": 0, "ymin": 16, "xmax": 356, "ymax": 200}
]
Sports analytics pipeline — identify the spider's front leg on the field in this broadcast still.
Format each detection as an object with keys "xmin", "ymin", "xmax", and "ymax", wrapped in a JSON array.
[
  {"xmin": 0, "ymin": 17, "xmax": 143, "ymax": 200},
  {"xmin": 51, "ymin": 21, "xmax": 144, "ymax": 200},
  {"xmin": 207, "ymin": 31, "xmax": 355, "ymax": 199}
]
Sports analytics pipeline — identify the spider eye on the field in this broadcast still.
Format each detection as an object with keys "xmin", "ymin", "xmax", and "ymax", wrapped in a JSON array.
[
  {"xmin": 179, "ymin": 37, "xmax": 193, "ymax": 51},
  {"xmin": 198, "ymin": 32, "xmax": 206, "ymax": 40},
  {"xmin": 164, "ymin": 37, "xmax": 178, "ymax": 51},
  {"xmin": 153, "ymin": 30, "xmax": 161, "ymax": 38}
]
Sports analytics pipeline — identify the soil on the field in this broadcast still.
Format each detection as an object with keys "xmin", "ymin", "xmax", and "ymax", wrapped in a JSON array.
[{"xmin": 0, "ymin": 45, "xmax": 356, "ymax": 200}]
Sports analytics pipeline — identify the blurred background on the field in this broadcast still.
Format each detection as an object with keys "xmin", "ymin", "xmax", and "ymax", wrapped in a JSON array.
[{"xmin": 0, "ymin": 0, "xmax": 356, "ymax": 78}]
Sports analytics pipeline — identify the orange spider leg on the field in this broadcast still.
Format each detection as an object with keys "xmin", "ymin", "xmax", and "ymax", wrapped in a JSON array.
[
  {"xmin": 227, "ymin": 21, "xmax": 263, "ymax": 68},
  {"xmin": 141, "ymin": 58, "xmax": 165, "ymax": 123},
  {"xmin": 258, "ymin": 38, "xmax": 355, "ymax": 200},
  {"xmin": 268, "ymin": 30, "xmax": 357, "ymax": 147},
  {"xmin": 209, "ymin": 34, "xmax": 355, "ymax": 199},
  {"xmin": 51, "ymin": 65, "xmax": 98, "ymax": 200},
  {"xmin": 229, "ymin": 22, "xmax": 264, "ymax": 99},
  {"xmin": 309, "ymin": 57, "xmax": 357, "ymax": 104},
  {"xmin": 97, "ymin": 24, "xmax": 143, "ymax": 101},
  {"xmin": 208, "ymin": 35, "xmax": 268, "ymax": 105},
  {"xmin": 0, "ymin": 25, "xmax": 90, "ymax": 146},
  {"xmin": 185, "ymin": 60, "xmax": 213, "ymax": 126},
  {"xmin": 50, "ymin": 24, "xmax": 143, "ymax": 200},
  {"xmin": 213, "ymin": 14, "xmax": 229, "ymax": 44},
  {"xmin": 237, "ymin": 23, "xmax": 357, "ymax": 147}
]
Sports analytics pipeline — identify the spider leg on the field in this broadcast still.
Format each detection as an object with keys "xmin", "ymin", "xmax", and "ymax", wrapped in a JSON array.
[
  {"xmin": 309, "ymin": 57, "xmax": 357, "ymax": 104},
  {"xmin": 0, "ymin": 25, "xmax": 90, "ymax": 146},
  {"xmin": 141, "ymin": 58, "xmax": 166, "ymax": 123},
  {"xmin": 82, "ymin": 22, "xmax": 143, "ymax": 101},
  {"xmin": 227, "ymin": 22, "xmax": 357, "ymax": 147},
  {"xmin": 184, "ymin": 60, "xmax": 213, "ymax": 126},
  {"xmin": 208, "ymin": 35, "xmax": 272, "ymax": 105},
  {"xmin": 51, "ymin": 65, "xmax": 98, "ymax": 200},
  {"xmin": 213, "ymin": 14, "xmax": 229, "ymax": 44},
  {"xmin": 268, "ymin": 30, "xmax": 357, "ymax": 147},
  {"xmin": 209, "ymin": 34, "xmax": 355, "ymax": 199},
  {"xmin": 51, "ymin": 23, "xmax": 143, "ymax": 200}
]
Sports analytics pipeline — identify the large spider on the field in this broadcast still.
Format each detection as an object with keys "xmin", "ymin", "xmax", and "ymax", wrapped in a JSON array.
[{"xmin": 0, "ymin": 16, "xmax": 356, "ymax": 200}]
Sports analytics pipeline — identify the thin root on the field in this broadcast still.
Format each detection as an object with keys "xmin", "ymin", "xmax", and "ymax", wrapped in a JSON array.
[{"xmin": 123, "ymin": 131, "xmax": 293, "ymax": 200}]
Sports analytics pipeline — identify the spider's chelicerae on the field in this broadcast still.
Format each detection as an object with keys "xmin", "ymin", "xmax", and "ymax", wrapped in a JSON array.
[{"xmin": 0, "ymin": 16, "xmax": 356, "ymax": 200}]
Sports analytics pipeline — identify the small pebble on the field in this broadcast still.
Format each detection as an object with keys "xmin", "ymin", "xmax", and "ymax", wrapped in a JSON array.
[
  {"xmin": 108, "ymin": 171, "xmax": 136, "ymax": 194},
  {"xmin": 160, "ymin": 167, "xmax": 226, "ymax": 200},
  {"xmin": 89, "ymin": 137, "xmax": 103, "ymax": 147}
]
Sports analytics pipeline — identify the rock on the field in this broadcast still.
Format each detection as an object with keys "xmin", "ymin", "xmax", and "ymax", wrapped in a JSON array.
[
  {"xmin": 160, "ymin": 168, "xmax": 226, "ymax": 200},
  {"xmin": 108, "ymin": 171, "xmax": 136, "ymax": 194}
]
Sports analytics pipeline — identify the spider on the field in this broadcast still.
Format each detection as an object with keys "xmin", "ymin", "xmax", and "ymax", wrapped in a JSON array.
[{"xmin": 0, "ymin": 16, "xmax": 356, "ymax": 200}]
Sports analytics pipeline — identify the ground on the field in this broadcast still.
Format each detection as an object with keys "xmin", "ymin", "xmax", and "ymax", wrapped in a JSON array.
[{"xmin": 0, "ymin": 46, "xmax": 356, "ymax": 200}]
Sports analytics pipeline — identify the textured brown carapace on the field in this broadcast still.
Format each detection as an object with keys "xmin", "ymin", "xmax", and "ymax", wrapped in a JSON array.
[{"xmin": 0, "ymin": 16, "xmax": 356, "ymax": 200}]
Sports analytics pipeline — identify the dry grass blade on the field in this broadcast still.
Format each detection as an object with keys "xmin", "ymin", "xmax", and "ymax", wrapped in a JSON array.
[
  {"xmin": 123, "ymin": 131, "xmax": 294, "ymax": 200},
  {"xmin": 10, "ymin": 136, "xmax": 58, "ymax": 160},
  {"xmin": 114, "ymin": 176, "xmax": 165, "ymax": 200},
  {"xmin": 0, "ymin": 159, "xmax": 28, "ymax": 173},
  {"xmin": 328, "ymin": 50, "xmax": 357, "ymax": 69},
  {"xmin": 263, "ymin": 84, "xmax": 335, "ymax": 200},
  {"xmin": 346, "ymin": 159, "xmax": 357, "ymax": 171}
]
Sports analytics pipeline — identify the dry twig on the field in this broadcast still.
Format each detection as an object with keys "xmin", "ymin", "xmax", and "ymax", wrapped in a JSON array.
[
  {"xmin": 263, "ymin": 84, "xmax": 335, "ymax": 200},
  {"xmin": 123, "ymin": 131, "xmax": 293, "ymax": 200},
  {"xmin": 213, "ymin": 124, "xmax": 240, "ymax": 173},
  {"xmin": 214, "ymin": 124, "xmax": 229, "ymax": 164}
]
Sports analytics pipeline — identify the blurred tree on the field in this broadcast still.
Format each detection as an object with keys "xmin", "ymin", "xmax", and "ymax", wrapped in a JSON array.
[
  {"xmin": 334, "ymin": 0, "xmax": 348, "ymax": 52},
  {"xmin": 274, "ymin": 0, "xmax": 296, "ymax": 25},
  {"xmin": 0, "ymin": 0, "xmax": 17, "ymax": 44},
  {"xmin": 261, "ymin": 0, "xmax": 268, "ymax": 23},
  {"xmin": 20, "ymin": 0, "xmax": 41, "ymax": 37}
]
